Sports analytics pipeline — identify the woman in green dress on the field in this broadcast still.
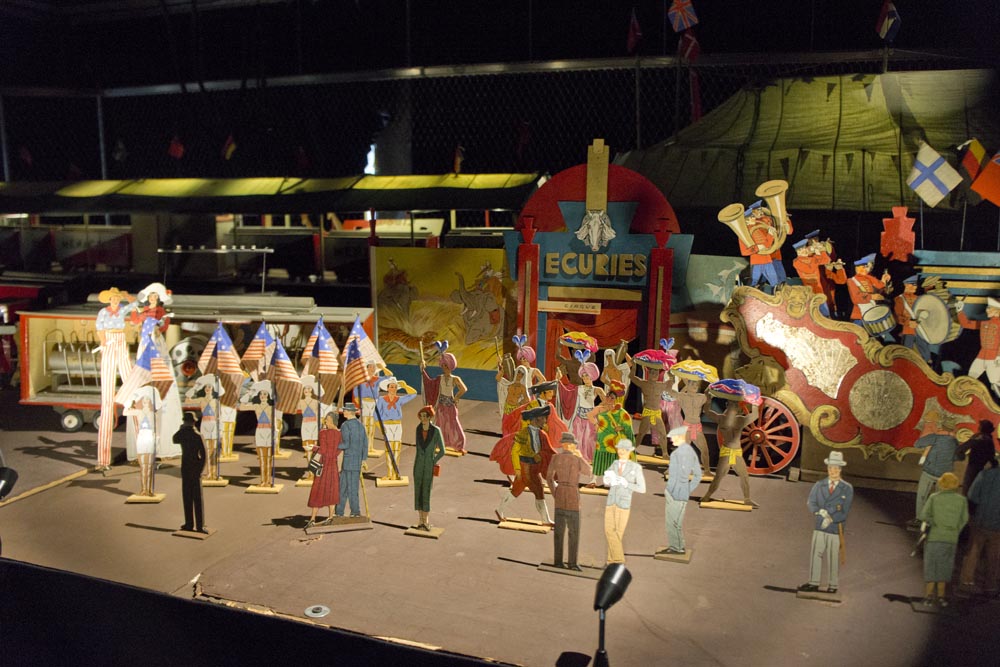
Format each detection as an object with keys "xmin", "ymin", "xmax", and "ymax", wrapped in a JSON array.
[
  {"xmin": 413, "ymin": 405, "xmax": 446, "ymax": 530},
  {"xmin": 588, "ymin": 380, "xmax": 636, "ymax": 477}
]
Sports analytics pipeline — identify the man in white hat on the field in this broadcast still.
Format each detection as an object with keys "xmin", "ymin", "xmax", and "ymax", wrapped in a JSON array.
[
  {"xmin": 375, "ymin": 376, "xmax": 417, "ymax": 482},
  {"xmin": 957, "ymin": 297, "xmax": 1000, "ymax": 398},
  {"xmin": 799, "ymin": 450, "xmax": 853, "ymax": 595},
  {"xmin": 546, "ymin": 431, "xmax": 593, "ymax": 570},
  {"xmin": 602, "ymin": 438, "xmax": 646, "ymax": 564},
  {"xmin": 659, "ymin": 425, "xmax": 702, "ymax": 556}
]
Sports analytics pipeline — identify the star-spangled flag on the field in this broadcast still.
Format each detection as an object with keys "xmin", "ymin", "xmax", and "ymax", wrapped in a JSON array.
[
  {"xmin": 667, "ymin": 0, "xmax": 698, "ymax": 33},
  {"xmin": 971, "ymin": 152, "xmax": 1000, "ymax": 207},
  {"xmin": 342, "ymin": 336, "xmax": 371, "ymax": 396},
  {"xmin": 198, "ymin": 324, "xmax": 244, "ymax": 407},
  {"xmin": 301, "ymin": 318, "xmax": 342, "ymax": 403},
  {"xmin": 876, "ymin": 0, "xmax": 901, "ymax": 43},
  {"xmin": 115, "ymin": 338, "xmax": 175, "ymax": 405},
  {"xmin": 346, "ymin": 316, "xmax": 385, "ymax": 370},
  {"xmin": 241, "ymin": 322, "xmax": 275, "ymax": 376},
  {"xmin": 907, "ymin": 143, "xmax": 962, "ymax": 208},
  {"xmin": 265, "ymin": 339, "xmax": 304, "ymax": 414}
]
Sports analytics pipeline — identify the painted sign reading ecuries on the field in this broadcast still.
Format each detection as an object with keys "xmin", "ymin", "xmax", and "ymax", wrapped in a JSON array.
[{"xmin": 503, "ymin": 200, "xmax": 692, "ymax": 288}]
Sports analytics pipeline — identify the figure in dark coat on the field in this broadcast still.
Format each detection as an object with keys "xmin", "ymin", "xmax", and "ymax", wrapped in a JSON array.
[
  {"xmin": 335, "ymin": 404, "xmax": 369, "ymax": 517},
  {"xmin": 174, "ymin": 411, "xmax": 206, "ymax": 532},
  {"xmin": 413, "ymin": 405, "xmax": 446, "ymax": 530}
]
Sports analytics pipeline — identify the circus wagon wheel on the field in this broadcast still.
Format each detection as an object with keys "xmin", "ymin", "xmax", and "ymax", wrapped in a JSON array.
[{"xmin": 717, "ymin": 397, "xmax": 800, "ymax": 475}]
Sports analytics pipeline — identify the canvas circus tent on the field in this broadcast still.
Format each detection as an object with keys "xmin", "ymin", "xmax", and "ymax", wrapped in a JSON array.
[{"xmin": 617, "ymin": 69, "xmax": 1000, "ymax": 212}]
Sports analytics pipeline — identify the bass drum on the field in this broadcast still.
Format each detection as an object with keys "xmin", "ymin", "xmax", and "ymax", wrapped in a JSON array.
[{"xmin": 913, "ymin": 294, "xmax": 961, "ymax": 345}]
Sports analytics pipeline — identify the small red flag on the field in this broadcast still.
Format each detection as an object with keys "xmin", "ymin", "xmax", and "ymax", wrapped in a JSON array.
[
  {"xmin": 18, "ymin": 145, "xmax": 33, "ymax": 167},
  {"xmin": 168, "ymin": 135, "xmax": 185, "ymax": 160},
  {"xmin": 626, "ymin": 8, "xmax": 642, "ymax": 55},
  {"xmin": 453, "ymin": 144, "xmax": 465, "ymax": 175},
  {"xmin": 221, "ymin": 133, "xmax": 237, "ymax": 160},
  {"xmin": 971, "ymin": 153, "xmax": 1000, "ymax": 207}
]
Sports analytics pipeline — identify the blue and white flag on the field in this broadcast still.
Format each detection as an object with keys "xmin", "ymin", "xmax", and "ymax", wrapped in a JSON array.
[{"xmin": 907, "ymin": 143, "xmax": 962, "ymax": 208}]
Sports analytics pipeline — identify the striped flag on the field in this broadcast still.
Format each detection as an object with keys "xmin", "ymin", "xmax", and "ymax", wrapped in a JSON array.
[
  {"xmin": 341, "ymin": 336, "xmax": 371, "ymax": 396},
  {"xmin": 241, "ymin": 322, "xmax": 275, "ymax": 376},
  {"xmin": 301, "ymin": 318, "xmax": 342, "ymax": 403},
  {"xmin": 346, "ymin": 316, "xmax": 385, "ymax": 370},
  {"xmin": 198, "ymin": 323, "xmax": 245, "ymax": 407},
  {"xmin": 266, "ymin": 340, "xmax": 304, "ymax": 414},
  {"xmin": 667, "ymin": 0, "xmax": 699, "ymax": 33},
  {"xmin": 115, "ymin": 337, "xmax": 175, "ymax": 405}
]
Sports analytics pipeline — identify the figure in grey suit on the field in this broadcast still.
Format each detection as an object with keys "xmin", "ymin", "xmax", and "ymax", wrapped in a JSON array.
[
  {"xmin": 798, "ymin": 451, "xmax": 853, "ymax": 594},
  {"xmin": 335, "ymin": 404, "xmax": 369, "ymax": 517}
]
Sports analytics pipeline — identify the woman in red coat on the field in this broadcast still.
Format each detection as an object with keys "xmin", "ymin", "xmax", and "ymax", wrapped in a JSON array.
[{"xmin": 307, "ymin": 413, "xmax": 342, "ymax": 526}]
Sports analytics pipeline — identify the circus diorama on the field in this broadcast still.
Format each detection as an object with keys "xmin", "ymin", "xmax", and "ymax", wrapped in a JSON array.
[{"xmin": 7, "ymin": 123, "xmax": 1000, "ymax": 666}]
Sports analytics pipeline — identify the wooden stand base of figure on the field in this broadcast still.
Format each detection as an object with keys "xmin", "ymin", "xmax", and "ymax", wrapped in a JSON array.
[
  {"xmin": 173, "ymin": 527, "xmax": 216, "ymax": 540},
  {"xmin": 444, "ymin": 448, "xmax": 464, "ymax": 457},
  {"xmin": 405, "ymin": 525, "xmax": 445, "ymax": 539},
  {"xmin": 218, "ymin": 454, "xmax": 240, "ymax": 463},
  {"xmin": 125, "ymin": 493, "xmax": 166, "ymax": 504},
  {"xmin": 201, "ymin": 477, "xmax": 229, "ymax": 487},
  {"xmin": 376, "ymin": 475, "xmax": 409, "ymax": 487},
  {"xmin": 637, "ymin": 454, "xmax": 669, "ymax": 466},
  {"xmin": 664, "ymin": 472, "xmax": 714, "ymax": 483},
  {"xmin": 796, "ymin": 588, "xmax": 841, "ymax": 603},
  {"xmin": 654, "ymin": 547, "xmax": 693, "ymax": 564},
  {"xmin": 699, "ymin": 499, "xmax": 754, "ymax": 512},
  {"xmin": 537, "ymin": 563, "xmax": 603, "ymax": 579},
  {"xmin": 305, "ymin": 515, "xmax": 373, "ymax": 534},
  {"xmin": 910, "ymin": 599, "xmax": 958, "ymax": 615},
  {"xmin": 294, "ymin": 477, "xmax": 313, "ymax": 487},
  {"xmin": 246, "ymin": 484, "xmax": 284, "ymax": 494},
  {"xmin": 498, "ymin": 517, "xmax": 551, "ymax": 534}
]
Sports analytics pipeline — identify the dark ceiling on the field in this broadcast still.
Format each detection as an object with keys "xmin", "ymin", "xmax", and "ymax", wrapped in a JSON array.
[{"xmin": 2, "ymin": 1, "xmax": 998, "ymax": 91}]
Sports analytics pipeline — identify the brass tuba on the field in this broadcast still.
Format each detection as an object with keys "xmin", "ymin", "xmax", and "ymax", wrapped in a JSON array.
[
  {"xmin": 752, "ymin": 179, "xmax": 790, "ymax": 255},
  {"xmin": 717, "ymin": 203, "xmax": 753, "ymax": 250}
]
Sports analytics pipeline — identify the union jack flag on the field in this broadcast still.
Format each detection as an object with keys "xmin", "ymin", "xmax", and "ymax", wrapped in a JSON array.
[
  {"xmin": 301, "ymin": 318, "xmax": 342, "ymax": 403},
  {"xmin": 115, "ymin": 337, "xmax": 176, "ymax": 405},
  {"xmin": 346, "ymin": 316, "xmax": 385, "ymax": 370},
  {"xmin": 265, "ymin": 339, "xmax": 303, "ymax": 414},
  {"xmin": 241, "ymin": 322, "xmax": 275, "ymax": 376},
  {"xmin": 198, "ymin": 323, "xmax": 245, "ymax": 407},
  {"xmin": 667, "ymin": 0, "xmax": 698, "ymax": 33},
  {"xmin": 341, "ymin": 335, "xmax": 371, "ymax": 396}
]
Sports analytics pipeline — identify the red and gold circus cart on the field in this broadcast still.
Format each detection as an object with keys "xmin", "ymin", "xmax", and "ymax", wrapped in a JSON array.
[{"xmin": 720, "ymin": 285, "xmax": 1000, "ymax": 484}]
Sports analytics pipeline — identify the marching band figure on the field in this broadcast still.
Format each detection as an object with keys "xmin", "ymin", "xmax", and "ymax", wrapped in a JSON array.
[
  {"xmin": 957, "ymin": 297, "xmax": 1000, "ymax": 398},
  {"xmin": 847, "ymin": 253, "xmax": 892, "ymax": 339}
]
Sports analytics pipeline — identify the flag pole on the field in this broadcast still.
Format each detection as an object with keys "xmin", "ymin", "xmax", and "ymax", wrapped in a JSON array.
[
  {"xmin": 151, "ymin": 391, "xmax": 158, "ymax": 495},
  {"xmin": 270, "ymin": 384, "xmax": 276, "ymax": 487},
  {"xmin": 214, "ymin": 374, "xmax": 222, "ymax": 480},
  {"xmin": 373, "ymin": 401, "xmax": 400, "ymax": 479},
  {"xmin": 960, "ymin": 198, "xmax": 968, "ymax": 251}
]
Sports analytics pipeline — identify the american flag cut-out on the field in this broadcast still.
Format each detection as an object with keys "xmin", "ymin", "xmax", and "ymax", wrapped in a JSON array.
[
  {"xmin": 266, "ymin": 340, "xmax": 303, "ymax": 414},
  {"xmin": 347, "ymin": 316, "xmax": 385, "ymax": 370},
  {"xmin": 668, "ymin": 0, "xmax": 699, "ymax": 33},
  {"xmin": 301, "ymin": 318, "xmax": 342, "ymax": 403},
  {"xmin": 342, "ymin": 336, "xmax": 371, "ymax": 396},
  {"xmin": 198, "ymin": 323, "xmax": 244, "ymax": 407},
  {"xmin": 115, "ymin": 338, "xmax": 176, "ymax": 405},
  {"xmin": 241, "ymin": 322, "xmax": 275, "ymax": 376}
]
